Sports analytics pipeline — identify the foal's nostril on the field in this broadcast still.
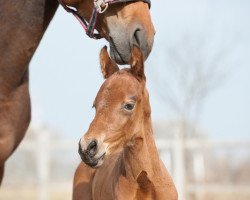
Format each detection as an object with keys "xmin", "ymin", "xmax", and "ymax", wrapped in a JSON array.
[
  {"xmin": 78, "ymin": 140, "xmax": 84, "ymax": 156},
  {"xmin": 87, "ymin": 140, "xmax": 98, "ymax": 156}
]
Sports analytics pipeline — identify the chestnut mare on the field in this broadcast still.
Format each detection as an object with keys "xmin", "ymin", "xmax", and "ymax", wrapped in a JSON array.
[
  {"xmin": 0, "ymin": 0, "xmax": 155, "ymax": 185},
  {"xmin": 74, "ymin": 46, "xmax": 177, "ymax": 200}
]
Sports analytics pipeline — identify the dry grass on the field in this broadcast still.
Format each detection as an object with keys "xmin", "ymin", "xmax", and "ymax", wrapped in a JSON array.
[
  {"xmin": 189, "ymin": 192, "xmax": 250, "ymax": 200},
  {"xmin": 0, "ymin": 187, "xmax": 71, "ymax": 200},
  {"xmin": 1, "ymin": 188, "xmax": 250, "ymax": 200}
]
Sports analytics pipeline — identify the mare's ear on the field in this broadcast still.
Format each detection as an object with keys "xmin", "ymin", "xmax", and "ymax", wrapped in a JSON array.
[
  {"xmin": 130, "ymin": 45, "xmax": 145, "ymax": 81},
  {"xmin": 100, "ymin": 46, "xmax": 119, "ymax": 79}
]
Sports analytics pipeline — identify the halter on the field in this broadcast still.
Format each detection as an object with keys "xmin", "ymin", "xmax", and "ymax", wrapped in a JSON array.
[{"xmin": 58, "ymin": 0, "xmax": 151, "ymax": 39}]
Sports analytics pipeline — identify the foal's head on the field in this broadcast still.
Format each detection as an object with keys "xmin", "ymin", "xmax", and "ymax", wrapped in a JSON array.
[
  {"xmin": 62, "ymin": 0, "xmax": 155, "ymax": 64},
  {"xmin": 79, "ymin": 46, "xmax": 150, "ymax": 168}
]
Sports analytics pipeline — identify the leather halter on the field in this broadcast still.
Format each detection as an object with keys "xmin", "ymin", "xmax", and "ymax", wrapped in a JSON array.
[{"xmin": 58, "ymin": 0, "xmax": 151, "ymax": 39}]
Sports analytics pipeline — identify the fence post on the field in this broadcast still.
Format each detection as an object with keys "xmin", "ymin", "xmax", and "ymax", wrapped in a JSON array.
[
  {"xmin": 193, "ymin": 151, "xmax": 205, "ymax": 182},
  {"xmin": 161, "ymin": 151, "xmax": 172, "ymax": 174},
  {"xmin": 173, "ymin": 127, "xmax": 186, "ymax": 200},
  {"xmin": 36, "ymin": 127, "xmax": 50, "ymax": 200}
]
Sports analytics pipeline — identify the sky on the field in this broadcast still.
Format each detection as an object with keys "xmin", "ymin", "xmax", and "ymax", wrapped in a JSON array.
[{"xmin": 29, "ymin": 0, "xmax": 250, "ymax": 139}]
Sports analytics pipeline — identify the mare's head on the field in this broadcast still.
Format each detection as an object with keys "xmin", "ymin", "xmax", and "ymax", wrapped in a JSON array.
[
  {"xmin": 79, "ymin": 46, "xmax": 150, "ymax": 167},
  {"xmin": 62, "ymin": 0, "xmax": 155, "ymax": 64}
]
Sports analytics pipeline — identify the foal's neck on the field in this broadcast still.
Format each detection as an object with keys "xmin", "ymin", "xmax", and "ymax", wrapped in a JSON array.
[{"xmin": 123, "ymin": 116, "xmax": 162, "ymax": 183}]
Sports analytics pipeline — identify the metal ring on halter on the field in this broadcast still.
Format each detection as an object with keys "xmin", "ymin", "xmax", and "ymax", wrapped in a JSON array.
[{"xmin": 94, "ymin": 0, "xmax": 109, "ymax": 13}]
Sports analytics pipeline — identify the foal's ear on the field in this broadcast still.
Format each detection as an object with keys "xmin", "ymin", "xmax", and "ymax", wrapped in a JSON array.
[
  {"xmin": 130, "ymin": 45, "xmax": 145, "ymax": 81},
  {"xmin": 100, "ymin": 46, "xmax": 119, "ymax": 79}
]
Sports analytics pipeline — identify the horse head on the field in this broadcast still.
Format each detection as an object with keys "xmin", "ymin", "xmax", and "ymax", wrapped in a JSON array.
[
  {"xmin": 62, "ymin": 0, "xmax": 155, "ymax": 64},
  {"xmin": 79, "ymin": 46, "xmax": 150, "ymax": 167}
]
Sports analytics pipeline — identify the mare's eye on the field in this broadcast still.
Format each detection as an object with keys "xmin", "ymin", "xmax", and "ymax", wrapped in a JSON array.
[{"xmin": 124, "ymin": 103, "xmax": 135, "ymax": 111}]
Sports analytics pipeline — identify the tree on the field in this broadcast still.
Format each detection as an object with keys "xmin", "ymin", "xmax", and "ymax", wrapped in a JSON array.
[{"xmin": 151, "ymin": 32, "xmax": 238, "ymax": 127}]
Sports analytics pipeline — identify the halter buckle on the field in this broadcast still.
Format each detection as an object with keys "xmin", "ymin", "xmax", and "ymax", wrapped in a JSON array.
[{"xmin": 94, "ymin": 0, "xmax": 109, "ymax": 13}]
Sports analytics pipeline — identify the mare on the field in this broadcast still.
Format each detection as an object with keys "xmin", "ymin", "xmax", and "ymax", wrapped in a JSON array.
[
  {"xmin": 74, "ymin": 46, "xmax": 177, "ymax": 200},
  {"xmin": 0, "ymin": 0, "xmax": 155, "ymax": 184}
]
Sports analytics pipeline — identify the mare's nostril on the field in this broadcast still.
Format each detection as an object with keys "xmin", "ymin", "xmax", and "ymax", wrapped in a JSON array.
[
  {"xmin": 134, "ymin": 29, "xmax": 141, "ymax": 46},
  {"xmin": 87, "ymin": 140, "xmax": 98, "ymax": 156},
  {"xmin": 132, "ymin": 28, "xmax": 149, "ymax": 59}
]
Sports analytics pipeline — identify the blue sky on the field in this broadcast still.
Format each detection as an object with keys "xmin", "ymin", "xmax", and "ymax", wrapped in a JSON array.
[{"xmin": 29, "ymin": 0, "xmax": 250, "ymax": 139}]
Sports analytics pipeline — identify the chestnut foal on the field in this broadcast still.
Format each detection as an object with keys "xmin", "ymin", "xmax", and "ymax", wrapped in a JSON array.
[{"xmin": 73, "ymin": 46, "xmax": 178, "ymax": 200}]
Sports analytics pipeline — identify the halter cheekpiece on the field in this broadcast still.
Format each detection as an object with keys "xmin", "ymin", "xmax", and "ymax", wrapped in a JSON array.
[{"xmin": 58, "ymin": 0, "xmax": 151, "ymax": 39}]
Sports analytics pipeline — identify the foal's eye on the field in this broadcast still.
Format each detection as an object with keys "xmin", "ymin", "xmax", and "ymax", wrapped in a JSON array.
[{"xmin": 124, "ymin": 103, "xmax": 135, "ymax": 111}]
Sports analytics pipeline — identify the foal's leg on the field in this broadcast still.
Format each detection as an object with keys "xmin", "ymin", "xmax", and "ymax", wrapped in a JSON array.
[{"xmin": 73, "ymin": 163, "xmax": 96, "ymax": 200}]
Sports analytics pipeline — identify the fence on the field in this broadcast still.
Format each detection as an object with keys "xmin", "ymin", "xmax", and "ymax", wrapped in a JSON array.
[
  {"xmin": 1, "ymin": 129, "xmax": 250, "ymax": 200},
  {"xmin": 157, "ymin": 135, "xmax": 250, "ymax": 200}
]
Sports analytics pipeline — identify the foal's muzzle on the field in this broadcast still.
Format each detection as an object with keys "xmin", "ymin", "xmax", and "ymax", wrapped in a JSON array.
[{"xmin": 78, "ymin": 139, "xmax": 106, "ymax": 168}]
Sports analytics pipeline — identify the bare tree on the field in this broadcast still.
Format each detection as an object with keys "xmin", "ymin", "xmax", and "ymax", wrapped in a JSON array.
[{"xmin": 151, "ymin": 32, "xmax": 238, "ymax": 128}]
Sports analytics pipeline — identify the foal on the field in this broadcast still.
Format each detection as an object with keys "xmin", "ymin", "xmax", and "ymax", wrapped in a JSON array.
[{"xmin": 73, "ymin": 46, "xmax": 177, "ymax": 200}]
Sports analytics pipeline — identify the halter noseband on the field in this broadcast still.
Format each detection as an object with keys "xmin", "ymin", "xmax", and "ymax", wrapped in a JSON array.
[{"xmin": 58, "ymin": 0, "xmax": 151, "ymax": 39}]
